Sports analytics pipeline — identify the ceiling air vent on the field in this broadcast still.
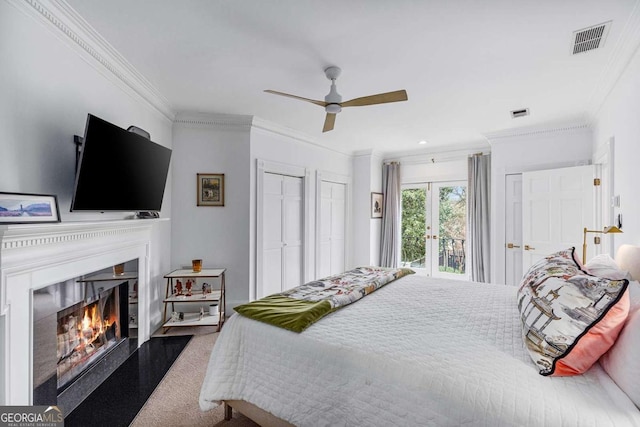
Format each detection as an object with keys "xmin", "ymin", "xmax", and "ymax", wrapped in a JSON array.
[
  {"xmin": 511, "ymin": 108, "xmax": 529, "ymax": 119},
  {"xmin": 571, "ymin": 21, "xmax": 611, "ymax": 55}
]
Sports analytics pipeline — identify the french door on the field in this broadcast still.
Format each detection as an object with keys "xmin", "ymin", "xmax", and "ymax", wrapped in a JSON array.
[{"xmin": 401, "ymin": 181, "xmax": 468, "ymax": 279}]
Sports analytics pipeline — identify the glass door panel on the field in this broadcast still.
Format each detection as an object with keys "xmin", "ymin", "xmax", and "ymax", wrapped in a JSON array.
[
  {"xmin": 401, "ymin": 182, "xmax": 468, "ymax": 279},
  {"xmin": 401, "ymin": 187, "xmax": 428, "ymax": 274},
  {"xmin": 431, "ymin": 182, "xmax": 467, "ymax": 279}
]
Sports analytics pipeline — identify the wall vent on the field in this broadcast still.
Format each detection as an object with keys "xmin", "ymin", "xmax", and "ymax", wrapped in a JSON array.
[
  {"xmin": 571, "ymin": 21, "xmax": 611, "ymax": 55},
  {"xmin": 511, "ymin": 108, "xmax": 529, "ymax": 119}
]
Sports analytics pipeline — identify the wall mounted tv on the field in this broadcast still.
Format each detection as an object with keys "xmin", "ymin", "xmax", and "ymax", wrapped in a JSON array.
[{"xmin": 70, "ymin": 114, "xmax": 172, "ymax": 213}]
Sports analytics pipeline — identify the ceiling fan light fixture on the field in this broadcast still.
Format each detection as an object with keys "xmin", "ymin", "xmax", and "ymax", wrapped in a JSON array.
[
  {"xmin": 326, "ymin": 104, "xmax": 342, "ymax": 114},
  {"xmin": 264, "ymin": 65, "xmax": 407, "ymax": 132}
]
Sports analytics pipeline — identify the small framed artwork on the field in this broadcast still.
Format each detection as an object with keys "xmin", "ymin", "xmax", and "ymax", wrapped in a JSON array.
[
  {"xmin": 197, "ymin": 173, "xmax": 225, "ymax": 206},
  {"xmin": 371, "ymin": 192, "xmax": 383, "ymax": 219},
  {"xmin": 0, "ymin": 192, "xmax": 61, "ymax": 224}
]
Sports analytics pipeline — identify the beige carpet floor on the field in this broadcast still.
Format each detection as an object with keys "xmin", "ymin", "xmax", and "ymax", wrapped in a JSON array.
[{"xmin": 130, "ymin": 327, "xmax": 258, "ymax": 427}]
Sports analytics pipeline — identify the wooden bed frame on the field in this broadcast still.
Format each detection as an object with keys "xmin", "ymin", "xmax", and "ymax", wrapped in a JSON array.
[{"xmin": 223, "ymin": 400, "xmax": 295, "ymax": 427}]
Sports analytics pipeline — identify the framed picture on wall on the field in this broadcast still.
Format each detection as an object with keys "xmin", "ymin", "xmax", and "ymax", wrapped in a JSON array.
[
  {"xmin": 371, "ymin": 192, "xmax": 383, "ymax": 219},
  {"xmin": 197, "ymin": 173, "xmax": 225, "ymax": 206},
  {"xmin": 0, "ymin": 192, "xmax": 61, "ymax": 224}
]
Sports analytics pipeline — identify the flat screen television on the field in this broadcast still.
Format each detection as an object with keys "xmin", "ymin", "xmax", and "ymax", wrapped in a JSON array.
[{"xmin": 70, "ymin": 114, "xmax": 172, "ymax": 212}]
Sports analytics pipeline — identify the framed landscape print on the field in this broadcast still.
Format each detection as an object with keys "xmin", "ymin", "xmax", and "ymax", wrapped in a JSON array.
[
  {"xmin": 0, "ymin": 192, "xmax": 61, "ymax": 224},
  {"xmin": 371, "ymin": 192, "xmax": 383, "ymax": 218},
  {"xmin": 197, "ymin": 173, "xmax": 225, "ymax": 206}
]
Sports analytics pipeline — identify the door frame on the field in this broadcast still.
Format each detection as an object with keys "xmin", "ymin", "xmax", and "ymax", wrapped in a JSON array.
[
  {"xmin": 256, "ymin": 159, "xmax": 311, "ymax": 299},
  {"xmin": 593, "ymin": 137, "xmax": 615, "ymax": 256},
  {"xmin": 315, "ymin": 170, "xmax": 351, "ymax": 279}
]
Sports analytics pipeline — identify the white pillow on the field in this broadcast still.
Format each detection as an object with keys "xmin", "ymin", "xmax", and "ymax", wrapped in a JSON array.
[
  {"xmin": 600, "ymin": 280, "xmax": 640, "ymax": 407},
  {"xmin": 585, "ymin": 253, "xmax": 631, "ymax": 280}
]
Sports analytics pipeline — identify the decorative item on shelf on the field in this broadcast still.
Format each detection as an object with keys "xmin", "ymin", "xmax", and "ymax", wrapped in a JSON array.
[
  {"xmin": 371, "ymin": 192, "xmax": 383, "ymax": 219},
  {"xmin": 112, "ymin": 263, "xmax": 125, "ymax": 276},
  {"xmin": 199, "ymin": 306, "xmax": 205, "ymax": 321},
  {"xmin": 0, "ymin": 192, "xmax": 61, "ymax": 224},
  {"xmin": 582, "ymin": 225, "xmax": 623, "ymax": 264},
  {"xmin": 133, "ymin": 281, "xmax": 138, "ymax": 298},
  {"xmin": 209, "ymin": 303, "xmax": 219, "ymax": 317},
  {"xmin": 171, "ymin": 311, "xmax": 184, "ymax": 322},
  {"xmin": 192, "ymin": 259, "xmax": 203, "ymax": 272},
  {"xmin": 185, "ymin": 279, "xmax": 193, "ymax": 296},
  {"xmin": 129, "ymin": 313, "xmax": 137, "ymax": 325},
  {"xmin": 197, "ymin": 173, "xmax": 225, "ymax": 206},
  {"xmin": 175, "ymin": 280, "xmax": 183, "ymax": 296},
  {"xmin": 202, "ymin": 282, "xmax": 211, "ymax": 295}
]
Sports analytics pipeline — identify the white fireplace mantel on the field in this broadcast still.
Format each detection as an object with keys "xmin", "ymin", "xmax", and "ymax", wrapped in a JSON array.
[{"xmin": 0, "ymin": 219, "xmax": 158, "ymax": 405}]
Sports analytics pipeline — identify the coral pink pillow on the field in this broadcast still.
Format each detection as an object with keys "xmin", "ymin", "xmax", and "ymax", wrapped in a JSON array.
[{"xmin": 517, "ymin": 248, "xmax": 629, "ymax": 376}]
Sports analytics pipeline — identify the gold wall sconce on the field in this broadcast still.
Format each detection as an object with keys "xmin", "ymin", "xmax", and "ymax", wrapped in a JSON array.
[{"xmin": 582, "ymin": 225, "xmax": 623, "ymax": 264}]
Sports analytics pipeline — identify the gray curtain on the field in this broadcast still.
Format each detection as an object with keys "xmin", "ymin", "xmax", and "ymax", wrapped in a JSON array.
[
  {"xmin": 380, "ymin": 162, "xmax": 401, "ymax": 267},
  {"xmin": 468, "ymin": 154, "xmax": 491, "ymax": 282}
]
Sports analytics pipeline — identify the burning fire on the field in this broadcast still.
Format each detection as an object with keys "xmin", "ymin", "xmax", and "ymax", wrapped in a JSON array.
[
  {"xmin": 81, "ymin": 305, "xmax": 106, "ymax": 343},
  {"xmin": 57, "ymin": 297, "xmax": 120, "ymax": 387}
]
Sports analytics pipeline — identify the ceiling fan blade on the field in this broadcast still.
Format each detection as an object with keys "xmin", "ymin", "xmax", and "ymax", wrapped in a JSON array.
[
  {"xmin": 341, "ymin": 90, "xmax": 408, "ymax": 107},
  {"xmin": 264, "ymin": 90, "xmax": 328, "ymax": 107},
  {"xmin": 323, "ymin": 113, "xmax": 336, "ymax": 132}
]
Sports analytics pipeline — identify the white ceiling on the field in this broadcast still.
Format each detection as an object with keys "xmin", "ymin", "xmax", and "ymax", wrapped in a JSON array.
[{"xmin": 65, "ymin": 0, "xmax": 640, "ymax": 155}]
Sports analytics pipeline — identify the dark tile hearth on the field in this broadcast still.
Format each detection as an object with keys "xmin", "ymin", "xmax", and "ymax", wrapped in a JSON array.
[{"xmin": 65, "ymin": 335, "xmax": 192, "ymax": 427}]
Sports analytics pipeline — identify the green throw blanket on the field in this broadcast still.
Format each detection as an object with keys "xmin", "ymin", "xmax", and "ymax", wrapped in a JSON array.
[{"xmin": 234, "ymin": 266, "xmax": 414, "ymax": 332}]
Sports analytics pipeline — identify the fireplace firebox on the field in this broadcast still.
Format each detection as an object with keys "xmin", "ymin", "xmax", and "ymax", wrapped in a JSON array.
[
  {"xmin": 56, "ymin": 285, "xmax": 123, "ymax": 389},
  {"xmin": 32, "ymin": 262, "xmax": 137, "ymax": 414}
]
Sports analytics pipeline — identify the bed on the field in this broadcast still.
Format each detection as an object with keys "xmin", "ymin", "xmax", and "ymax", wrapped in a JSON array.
[{"xmin": 199, "ymin": 248, "xmax": 640, "ymax": 426}]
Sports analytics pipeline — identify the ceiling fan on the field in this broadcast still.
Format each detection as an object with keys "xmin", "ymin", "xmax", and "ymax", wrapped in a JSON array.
[{"xmin": 264, "ymin": 66, "xmax": 408, "ymax": 132}]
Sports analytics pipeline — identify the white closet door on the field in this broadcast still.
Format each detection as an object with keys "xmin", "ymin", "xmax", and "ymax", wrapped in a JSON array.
[
  {"xmin": 319, "ymin": 181, "xmax": 347, "ymax": 277},
  {"xmin": 262, "ymin": 173, "xmax": 284, "ymax": 296},
  {"xmin": 318, "ymin": 182, "xmax": 333, "ymax": 278},
  {"xmin": 283, "ymin": 176, "xmax": 303, "ymax": 291},
  {"xmin": 522, "ymin": 165, "xmax": 595, "ymax": 271},
  {"xmin": 330, "ymin": 183, "xmax": 346, "ymax": 275}
]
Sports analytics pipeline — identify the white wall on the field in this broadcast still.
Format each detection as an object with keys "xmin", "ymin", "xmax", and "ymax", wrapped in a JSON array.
[
  {"xmin": 592, "ymin": 46, "xmax": 640, "ymax": 250},
  {"xmin": 171, "ymin": 114, "xmax": 251, "ymax": 310},
  {"xmin": 402, "ymin": 159, "xmax": 468, "ymax": 184},
  {"xmin": 488, "ymin": 126, "xmax": 592, "ymax": 284},
  {"xmin": 352, "ymin": 151, "xmax": 383, "ymax": 266},
  {"xmin": 0, "ymin": 0, "xmax": 174, "ymax": 403}
]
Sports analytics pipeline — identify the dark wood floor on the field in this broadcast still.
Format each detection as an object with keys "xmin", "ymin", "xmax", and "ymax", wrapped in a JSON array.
[{"xmin": 65, "ymin": 335, "xmax": 192, "ymax": 427}]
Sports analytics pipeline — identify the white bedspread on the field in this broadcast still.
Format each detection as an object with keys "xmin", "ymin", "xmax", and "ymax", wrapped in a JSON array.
[{"xmin": 199, "ymin": 275, "xmax": 640, "ymax": 426}]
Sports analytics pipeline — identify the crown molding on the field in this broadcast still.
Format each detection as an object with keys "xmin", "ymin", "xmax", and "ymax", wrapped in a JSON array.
[
  {"xmin": 352, "ymin": 149, "xmax": 376, "ymax": 157},
  {"xmin": 9, "ymin": 0, "xmax": 175, "ymax": 121},
  {"xmin": 173, "ymin": 113, "xmax": 351, "ymax": 157},
  {"xmin": 585, "ymin": 0, "xmax": 640, "ymax": 123},
  {"xmin": 173, "ymin": 112, "xmax": 254, "ymax": 131},
  {"xmin": 484, "ymin": 122, "xmax": 590, "ymax": 142}
]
